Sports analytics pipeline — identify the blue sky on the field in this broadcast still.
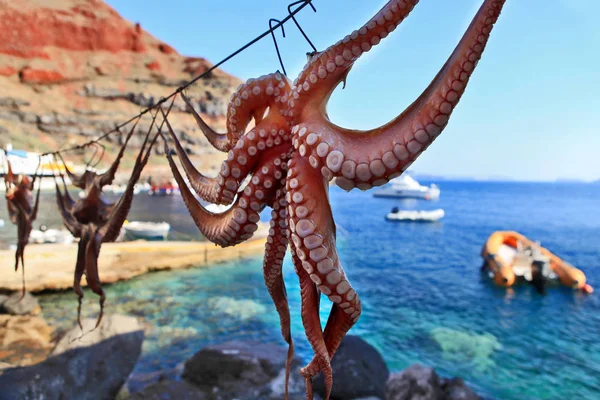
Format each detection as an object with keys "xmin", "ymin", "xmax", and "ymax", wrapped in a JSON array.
[{"xmin": 106, "ymin": 0, "xmax": 599, "ymax": 182}]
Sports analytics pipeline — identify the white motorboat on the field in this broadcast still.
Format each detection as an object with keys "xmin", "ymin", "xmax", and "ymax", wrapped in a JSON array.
[
  {"xmin": 122, "ymin": 221, "xmax": 170, "ymax": 241},
  {"xmin": 373, "ymin": 174, "xmax": 440, "ymax": 200},
  {"xmin": 0, "ymin": 219, "xmax": 4, "ymax": 228},
  {"xmin": 29, "ymin": 228, "xmax": 75, "ymax": 244},
  {"xmin": 204, "ymin": 203, "xmax": 231, "ymax": 213},
  {"xmin": 385, "ymin": 208, "xmax": 445, "ymax": 222}
]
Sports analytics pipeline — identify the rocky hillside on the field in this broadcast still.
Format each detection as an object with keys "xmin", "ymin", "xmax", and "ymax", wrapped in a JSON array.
[{"xmin": 0, "ymin": 0, "xmax": 240, "ymax": 175}]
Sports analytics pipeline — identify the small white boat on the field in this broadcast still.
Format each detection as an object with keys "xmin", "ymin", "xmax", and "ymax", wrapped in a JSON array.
[
  {"xmin": 29, "ymin": 228, "xmax": 75, "ymax": 244},
  {"xmin": 0, "ymin": 219, "xmax": 4, "ymax": 228},
  {"xmin": 374, "ymin": 174, "xmax": 440, "ymax": 200},
  {"xmin": 205, "ymin": 203, "xmax": 231, "ymax": 213},
  {"xmin": 385, "ymin": 208, "xmax": 445, "ymax": 222},
  {"xmin": 122, "ymin": 221, "xmax": 170, "ymax": 241}
]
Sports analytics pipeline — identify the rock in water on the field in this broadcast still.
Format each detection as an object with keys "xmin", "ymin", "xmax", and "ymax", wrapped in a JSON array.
[
  {"xmin": 128, "ymin": 381, "xmax": 208, "ymax": 400},
  {"xmin": 182, "ymin": 341, "xmax": 305, "ymax": 399},
  {"xmin": 0, "ymin": 315, "xmax": 53, "ymax": 366},
  {"xmin": 440, "ymin": 377, "xmax": 481, "ymax": 400},
  {"xmin": 0, "ymin": 314, "xmax": 144, "ymax": 400},
  {"xmin": 385, "ymin": 364, "xmax": 443, "ymax": 400},
  {"xmin": 0, "ymin": 292, "xmax": 40, "ymax": 315},
  {"xmin": 313, "ymin": 335, "xmax": 389, "ymax": 399}
]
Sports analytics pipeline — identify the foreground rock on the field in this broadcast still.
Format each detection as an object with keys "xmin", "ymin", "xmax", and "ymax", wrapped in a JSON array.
[
  {"xmin": 385, "ymin": 364, "xmax": 480, "ymax": 400},
  {"xmin": 0, "ymin": 291, "xmax": 40, "ymax": 315},
  {"xmin": 128, "ymin": 337, "xmax": 481, "ymax": 400},
  {"xmin": 0, "ymin": 314, "xmax": 144, "ymax": 400},
  {"xmin": 129, "ymin": 381, "xmax": 208, "ymax": 400},
  {"xmin": 0, "ymin": 314, "xmax": 53, "ymax": 366},
  {"xmin": 313, "ymin": 335, "xmax": 389, "ymax": 399},
  {"xmin": 182, "ymin": 341, "xmax": 306, "ymax": 399},
  {"xmin": 439, "ymin": 377, "xmax": 480, "ymax": 400}
]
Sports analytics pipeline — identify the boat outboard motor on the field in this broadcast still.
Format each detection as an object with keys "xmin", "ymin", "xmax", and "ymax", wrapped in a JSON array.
[
  {"xmin": 530, "ymin": 260, "xmax": 547, "ymax": 295},
  {"xmin": 391, "ymin": 207, "xmax": 399, "ymax": 213},
  {"xmin": 529, "ymin": 246, "xmax": 550, "ymax": 295}
]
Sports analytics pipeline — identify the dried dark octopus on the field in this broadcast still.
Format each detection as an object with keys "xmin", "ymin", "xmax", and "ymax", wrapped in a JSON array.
[
  {"xmin": 3, "ymin": 156, "xmax": 42, "ymax": 295},
  {"xmin": 161, "ymin": 1, "xmax": 507, "ymax": 398},
  {"xmin": 53, "ymin": 115, "xmax": 161, "ymax": 327}
]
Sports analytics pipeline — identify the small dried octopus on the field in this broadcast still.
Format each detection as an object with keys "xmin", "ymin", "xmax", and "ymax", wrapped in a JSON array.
[
  {"xmin": 162, "ymin": 0, "xmax": 507, "ymax": 398},
  {"xmin": 54, "ymin": 120, "xmax": 159, "ymax": 327},
  {"xmin": 3, "ymin": 157, "xmax": 42, "ymax": 294}
]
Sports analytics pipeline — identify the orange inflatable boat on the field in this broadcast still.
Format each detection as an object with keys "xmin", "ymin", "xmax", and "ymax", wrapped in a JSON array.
[{"xmin": 481, "ymin": 231, "xmax": 593, "ymax": 294}]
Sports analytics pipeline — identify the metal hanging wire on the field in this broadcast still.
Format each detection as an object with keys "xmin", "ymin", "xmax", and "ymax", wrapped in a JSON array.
[
  {"xmin": 39, "ymin": 0, "xmax": 317, "ymax": 157},
  {"xmin": 288, "ymin": 0, "xmax": 318, "ymax": 52}
]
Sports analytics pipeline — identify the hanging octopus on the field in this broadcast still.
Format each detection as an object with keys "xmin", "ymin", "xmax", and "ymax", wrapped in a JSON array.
[
  {"xmin": 3, "ymin": 156, "xmax": 42, "ymax": 294},
  {"xmin": 54, "ymin": 118, "xmax": 160, "ymax": 327},
  {"xmin": 162, "ymin": 1, "xmax": 506, "ymax": 398}
]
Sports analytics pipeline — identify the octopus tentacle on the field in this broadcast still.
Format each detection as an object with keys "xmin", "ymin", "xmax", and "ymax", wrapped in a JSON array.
[
  {"xmin": 6, "ymin": 196, "xmax": 18, "ymax": 225},
  {"xmin": 293, "ymin": 0, "xmax": 507, "ymax": 191},
  {"xmin": 181, "ymin": 92, "xmax": 230, "ymax": 152},
  {"xmin": 182, "ymin": 73, "xmax": 290, "ymax": 152},
  {"xmin": 289, "ymin": 0, "xmax": 418, "ymax": 116},
  {"xmin": 286, "ymin": 156, "xmax": 361, "ymax": 397},
  {"xmin": 30, "ymin": 174, "xmax": 42, "ymax": 221},
  {"xmin": 57, "ymin": 152, "xmax": 87, "ymax": 189},
  {"xmin": 293, "ymin": 252, "xmax": 332, "ymax": 400},
  {"xmin": 84, "ymin": 226, "xmax": 105, "ymax": 328},
  {"xmin": 100, "ymin": 130, "xmax": 160, "ymax": 242},
  {"xmin": 162, "ymin": 110, "xmax": 226, "ymax": 203},
  {"xmin": 164, "ymin": 109, "xmax": 288, "ymax": 205},
  {"xmin": 73, "ymin": 232, "xmax": 87, "ymax": 329},
  {"xmin": 163, "ymin": 131, "xmax": 289, "ymax": 246},
  {"xmin": 54, "ymin": 175, "xmax": 82, "ymax": 237},
  {"xmin": 227, "ymin": 72, "xmax": 291, "ymax": 143},
  {"xmin": 263, "ymin": 187, "xmax": 294, "ymax": 400},
  {"xmin": 98, "ymin": 119, "xmax": 139, "ymax": 187}
]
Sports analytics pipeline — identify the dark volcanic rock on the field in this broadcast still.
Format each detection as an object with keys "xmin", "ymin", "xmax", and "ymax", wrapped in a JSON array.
[
  {"xmin": 385, "ymin": 364, "xmax": 443, "ymax": 400},
  {"xmin": 129, "ymin": 380, "xmax": 208, "ymax": 400},
  {"xmin": 385, "ymin": 365, "xmax": 481, "ymax": 400},
  {"xmin": 0, "ymin": 314, "xmax": 144, "ymax": 400},
  {"xmin": 182, "ymin": 340, "xmax": 305, "ymax": 399},
  {"xmin": 440, "ymin": 377, "xmax": 480, "ymax": 400},
  {"xmin": 0, "ymin": 292, "xmax": 40, "ymax": 315},
  {"xmin": 313, "ymin": 335, "xmax": 389, "ymax": 400}
]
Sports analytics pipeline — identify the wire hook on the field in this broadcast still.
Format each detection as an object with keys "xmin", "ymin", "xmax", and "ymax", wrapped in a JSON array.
[
  {"xmin": 91, "ymin": 142, "xmax": 106, "ymax": 169},
  {"xmin": 83, "ymin": 143, "xmax": 98, "ymax": 169},
  {"xmin": 288, "ymin": 0, "xmax": 317, "ymax": 52},
  {"xmin": 269, "ymin": 18, "xmax": 287, "ymax": 76}
]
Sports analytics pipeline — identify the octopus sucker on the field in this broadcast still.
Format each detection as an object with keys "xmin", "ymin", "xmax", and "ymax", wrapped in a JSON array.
[{"xmin": 155, "ymin": 1, "xmax": 506, "ymax": 399}]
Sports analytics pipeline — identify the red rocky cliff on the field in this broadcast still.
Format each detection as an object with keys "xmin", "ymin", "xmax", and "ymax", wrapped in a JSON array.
[
  {"xmin": 0, "ymin": 0, "xmax": 239, "ymax": 170},
  {"xmin": 0, "ymin": 0, "xmax": 230, "ymax": 83}
]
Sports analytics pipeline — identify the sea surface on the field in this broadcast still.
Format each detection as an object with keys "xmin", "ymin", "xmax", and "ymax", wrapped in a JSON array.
[{"xmin": 1, "ymin": 181, "xmax": 599, "ymax": 399}]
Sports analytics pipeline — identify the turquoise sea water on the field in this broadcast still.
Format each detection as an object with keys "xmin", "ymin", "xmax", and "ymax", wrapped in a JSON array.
[{"xmin": 3, "ymin": 181, "xmax": 599, "ymax": 399}]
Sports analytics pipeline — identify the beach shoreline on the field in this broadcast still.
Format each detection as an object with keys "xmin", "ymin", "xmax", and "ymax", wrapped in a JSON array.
[{"xmin": 0, "ymin": 238, "xmax": 267, "ymax": 293}]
